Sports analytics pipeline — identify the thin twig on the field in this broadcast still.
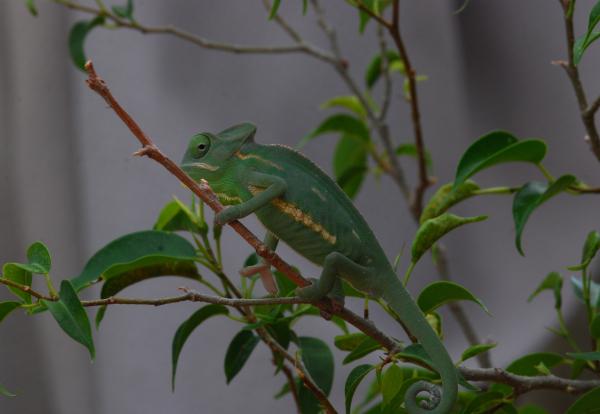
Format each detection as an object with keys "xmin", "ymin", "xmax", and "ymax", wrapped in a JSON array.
[
  {"xmin": 0, "ymin": 278, "xmax": 53, "ymax": 301},
  {"xmin": 53, "ymin": 0, "xmax": 336, "ymax": 64},
  {"xmin": 294, "ymin": 356, "xmax": 338, "ymax": 414},
  {"xmin": 376, "ymin": 24, "xmax": 393, "ymax": 121},
  {"xmin": 556, "ymin": 0, "xmax": 600, "ymax": 161},
  {"xmin": 281, "ymin": 364, "xmax": 302, "ymax": 413}
]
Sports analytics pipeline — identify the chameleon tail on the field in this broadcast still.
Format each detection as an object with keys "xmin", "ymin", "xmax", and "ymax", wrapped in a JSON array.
[{"xmin": 381, "ymin": 273, "xmax": 458, "ymax": 414}]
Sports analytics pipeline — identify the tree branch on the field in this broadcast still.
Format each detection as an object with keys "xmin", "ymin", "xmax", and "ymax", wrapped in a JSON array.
[
  {"xmin": 0, "ymin": 278, "xmax": 53, "ymax": 301},
  {"xmin": 556, "ymin": 0, "xmax": 600, "ymax": 161},
  {"xmin": 52, "ymin": 0, "xmax": 336, "ymax": 64}
]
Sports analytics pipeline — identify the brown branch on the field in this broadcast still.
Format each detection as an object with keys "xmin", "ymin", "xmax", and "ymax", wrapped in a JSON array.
[
  {"xmin": 0, "ymin": 278, "xmax": 53, "ymax": 301},
  {"xmin": 281, "ymin": 364, "xmax": 302, "ymax": 414},
  {"xmin": 53, "ymin": 0, "xmax": 336, "ymax": 64},
  {"xmin": 294, "ymin": 356, "xmax": 338, "ymax": 414},
  {"xmin": 557, "ymin": 0, "xmax": 600, "ymax": 161}
]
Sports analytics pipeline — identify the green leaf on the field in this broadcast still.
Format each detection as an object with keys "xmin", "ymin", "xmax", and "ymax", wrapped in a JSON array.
[
  {"xmin": 334, "ymin": 135, "xmax": 368, "ymax": 199},
  {"xmin": 2, "ymin": 263, "xmax": 33, "ymax": 304},
  {"xmin": 567, "ymin": 352, "xmax": 600, "ymax": 361},
  {"xmin": 268, "ymin": 0, "xmax": 282, "ymax": 19},
  {"xmin": 528, "ymin": 272, "xmax": 563, "ymax": 310},
  {"xmin": 0, "ymin": 302, "xmax": 21, "ymax": 324},
  {"xmin": 411, "ymin": 213, "xmax": 487, "ymax": 264},
  {"xmin": 460, "ymin": 342, "xmax": 497, "ymax": 364},
  {"xmin": 274, "ymin": 381, "xmax": 292, "ymax": 399},
  {"xmin": 506, "ymin": 352, "xmax": 564, "ymax": 376},
  {"xmin": 591, "ymin": 313, "xmax": 600, "ymax": 339},
  {"xmin": 224, "ymin": 330, "xmax": 260, "ymax": 384},
  {"xmin": 171, "ymin": 305, "xmax": 229, "ymax": 390},
  {"xmin": 513, "ymin": 175, "xmax": 576, "ymax": 255},
  {"xmin": 345, "ymin": 364, "xmax": 375, "ymax": 414},
  {"xmin": 154, "ymin": 198, "xmax": 206, "ymax": 234},
  {"xmin": 71, "ymin": 230, "xmax": 198, "ymax": 291},
  {"xmin": 69, "ymin": 16, "xmax": 105, "ymax": 71},
  {"xmin": 335, "ymin": 332, "xmax": 369, "ymax": 351},
  {"xmin": 518, "ymin": 405, "xmax": 549, "ymax": 414},
  {"xmin": 321, "ymin": 95, "xmax": 367, "ymax": 119},
  {"xmin": 571, "ymin": 276, "xmax": 600, "ymax": 308},
  {"xmin": 27, "ymin": 241, "xmax": 51, "ymax": 273},
  {"xmin": 417, "ymin": 280, "xmax": 488, "ymax": 315},
  {"xmin": 586, "ymin": 1, "xmax": 600, "ymax": 41},
  {"xmin": 0, "ymin": 383, "xmax": 16, "ymax": 397},
  {"xmin": 381, "ymin": 364, "xmax": 404, "ymax": 410},
  {"xmin": 25, "ymin": 0, "xmax": 37, "ymax": 16},
  {"xmin": 574, "ymin": 31, "xmax": 600, "ymax": 65},
  {"xmin": 420, "ymin": 181, "xmax": 479, "ymax": 224},
  {"xmin": 462, "ymin": 391, "xmax": 506, "ymax": 414},
  {"xmin": 454, "ymin": 131, "xmax": 547, "ymax": 189},
  {"xmin": 565, "ymin": 386, "xmax": 600, "ymax": 414},
  {"xmin": 396, "ymin": 143, "xmax": 433, "ymax": 171},
  {"xmin": 568, "ymin": 231, "xmax": 600, "ymax": 271},
  {"xmin": 111, "ymin": 0, "xmax": 134, "ymax": 20},
  {"xmin": 302, "ymin": 114, "xmax": 370, "ymax": 147},
  {"xmin": 343, "ymin": 335, "xmax": 381, "ymax": 364},
  {"xmin": 95, "ymin": 305, "xmax": 107, "ymax": 330},
  {"xmin": 365, "ymin": 51, "xmax": 402, "ymax": 88},
  {"xmin": 43, "ymin": 280, "xmax": 95, "ymax": 360},
  {"xmin": 302, "ymin": 0, "xmax": 308, "ymax": 14},
  {"xmin": 298, "ymin": 336, "xmax": 334, "ymax": 395}
]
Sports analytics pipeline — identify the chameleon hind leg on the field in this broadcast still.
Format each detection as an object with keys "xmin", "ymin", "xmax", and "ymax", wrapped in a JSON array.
[
  {"xmin": 296, "ymin": 252, "xmax": 370, "ymax": 310},
  {"xmin": 240, "ymin": 231, "xmax": 279, "ymax": 295}
]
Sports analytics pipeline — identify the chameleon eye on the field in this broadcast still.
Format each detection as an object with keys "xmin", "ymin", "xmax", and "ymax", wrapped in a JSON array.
[{"xmin": 195, "ymin": 140, "xmax": 210, "ymax": 158}]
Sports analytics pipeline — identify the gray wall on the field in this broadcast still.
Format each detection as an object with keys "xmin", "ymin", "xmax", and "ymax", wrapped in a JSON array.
[{"xmin": 1, "ymin": 0, "xmax": 599, "ymax": 413}]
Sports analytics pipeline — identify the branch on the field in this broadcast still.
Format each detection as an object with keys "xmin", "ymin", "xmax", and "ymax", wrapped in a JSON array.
[
  {"xmin": 53, "ymin": 0, "xmax": 336, "ymax": 64},
  {"xmin": 0, "ymin": 278, "xmax": 53, "ymax": 301},
  {"xmin": 556, "ymin": 1, "xmax": 600, "ymax": 161}
]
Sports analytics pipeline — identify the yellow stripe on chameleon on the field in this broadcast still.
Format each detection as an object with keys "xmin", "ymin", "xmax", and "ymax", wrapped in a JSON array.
[
  {"xmin": 216, "ymin": 193, "xmax": 242, "ymax": 204},
  {"xmin": 234, "ymin": 151, "xmax": 284, "ymax": 171},
  {"xmin": 248, "ymin": 185, "xmax": 336, "ymax": 245}
]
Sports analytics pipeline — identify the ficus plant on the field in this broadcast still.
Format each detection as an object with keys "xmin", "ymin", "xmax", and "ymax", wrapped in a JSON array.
[{"xmin": 3, "ymin": 0, "xmax": 600, "ymax": 413}]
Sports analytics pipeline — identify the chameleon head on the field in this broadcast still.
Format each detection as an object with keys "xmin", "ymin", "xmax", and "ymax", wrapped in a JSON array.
[{"xmin": 180, "ymin": 122, "xmax": 257, "ymax": 183}]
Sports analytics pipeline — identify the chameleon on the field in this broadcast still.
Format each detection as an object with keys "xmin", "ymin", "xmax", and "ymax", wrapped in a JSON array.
[{"xmin": 180, "ymin": 123, "xmax": 458, "ymax": 414}]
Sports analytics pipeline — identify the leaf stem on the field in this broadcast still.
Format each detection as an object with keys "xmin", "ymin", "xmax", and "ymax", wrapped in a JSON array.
[
  {"xmin": 402, "ymin": 261, "xmax": 416, "ymax": 286},
  {"xmin": 537, "ymin": 163, "xmax": 555, "ymax": 182}
]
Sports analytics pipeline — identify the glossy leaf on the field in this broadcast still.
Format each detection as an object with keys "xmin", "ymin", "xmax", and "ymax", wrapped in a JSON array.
[
  {"xmin": 100, "ymin": 256, "xmax": 199, "ymax": 298},
  {"xmin": 568, "ymin": 231, "xmax": 600, "ymax": 271},
  {"xmin": 268, "ymin": 0, "xmax": 281, "ymax": 19},
  {"xmin": 381, "ymin": 364, "xmax": 404, "ymax": 411},
  {"xmin": 154, "ymin": 198, "xmax": 205, "ymax": 234},
  {"xmin": 567, "ymin": 352, "xmax": 600, "ymax": 361},
  {"xmin": 513, "ymin": 175, "xmax": 576, "ymax": 255},
  {"xmin": 571, "ymin": 276, "xmax": 600, "ymax": 308},
  {"xmin": 506, "ymin": 352, "xmax": 564, "ymax": 376},
  {"xmin": 462, "ymin": 391, "xmax": 506, "ymax": 414},
  {"xmin": 460, "ymin": 342, "xmax": 497, "ymax": 364},
  {"xmin": 171, "ymin": 305, "xmax": 229, "ymax": 390},
  {"xmin": 417, "ymin": 280, "xmax": 488, "ymax": 315},
  {"xmin": 420, "ymin": 181, "xmax": 479, "ymax": 224},
  {"xmin": 301, "ymin": 113, "xmax": 369, "ymax": 147},
  {"xmin": 365, "ymin": 51, "xmax": 402, "ymax": 88},
  {"xmin": 0, "ymin": 383, "xmax": 15, "ymax": 397},
  {"xmin": 298, "ymin": 336, "xmax": 334, "ymax": 395},
  {"xmin": 71, "ymin": 230, "xmax": 197, "ymax": 291},
  {"xmin": 454, "ymin": 131, "xmax": 546, "ymax": 189},
  {"xmin": 334, "ymin": 135, "xmax": 368, "ymax": 199},
  {"xmin": 343, "ymin": 335, "xmax": 382, "ymax": 364},
  {"xmin": 224, "ymin": 330, "xmax": 260, "ymax": 383},
  {"xmin": 528, "ymin": 272, "xmax": 563, "ymax": 310},
  {"xmin": 95, "ymin": 305, "xmax": 107, "ymax": 330},
  {"xmin": 565, "ymin": 386, "xmax": 600, "ymax": 414},
  {"xmin": 518, "ymin": 405, "xmax": 549, "ymax": 414},
  {"xmin": 2, "ymin": 264, "xmax": 33, "ymax": 304},
  {"xmin": 25, "ymin": 0, "xmax": 37, "ymax": 16},
  {"xmin": 0, "ymin": 302, "xmax": 21, "ymax": 324},
  {"xmin": 43, "ymin": 280, "xmax": 95, "ymax": 360},
  {"xmin": 321, "ymin": 95, "xmax": 367, "ymax": 119},
  {"xmin": 574, "ymin": 31, "xmax": 600, "ymax": 65},
  {"xmin": 335, "ymin": 332, "xmax": 369, "ymax": 351},
  {"xmin": 69, "ymin": 16, "xmax": 105, "ymax": 71},
  {"xmin": 111, "ymin": 0, "xmax": 134, "ymax": 20},
  {"xmin": 26, "ymin": 241, "xmax": 51, "ymax": 273},
  {"xmin": 591, "ymin": 314, "xmax": 600, "ymax": 339},
  {"xmin": 345, "ymin": 364, "xmax": 375, "ymax": 414},
  {"xmin": 411, "ymin": 213, "xmax": 487, "ymax": 264}
]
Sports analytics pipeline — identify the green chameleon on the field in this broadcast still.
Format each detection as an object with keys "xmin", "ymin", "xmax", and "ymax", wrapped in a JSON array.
[{"xmin": 180, "ymin": 123, "xmax": 458, "ymax": 414}]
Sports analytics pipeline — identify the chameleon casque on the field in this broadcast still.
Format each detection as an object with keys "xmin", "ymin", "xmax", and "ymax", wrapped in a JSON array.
[{"xmin": 180, "ymin": 123, "xmax": 458, "ymax": 414}]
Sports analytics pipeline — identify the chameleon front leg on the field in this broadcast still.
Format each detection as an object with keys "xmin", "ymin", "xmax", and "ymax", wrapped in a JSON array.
[
  {"xmin": 214, "ymin": 171, "xmax": 287, "ymax": 225},
  {"xmin": 239, "ymin": 231, "xmax": 279, "ymax": 294}
]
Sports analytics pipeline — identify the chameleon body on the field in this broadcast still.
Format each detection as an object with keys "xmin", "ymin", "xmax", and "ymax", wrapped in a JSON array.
[{"xmin": 181, "ymin": 123, "xmax": 458, "ymax": 414}]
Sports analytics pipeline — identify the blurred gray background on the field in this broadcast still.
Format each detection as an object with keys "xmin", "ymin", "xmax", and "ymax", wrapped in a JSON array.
[{"xmin": 1, "ymin": 0, "xmax": 600, "ymax": 413}]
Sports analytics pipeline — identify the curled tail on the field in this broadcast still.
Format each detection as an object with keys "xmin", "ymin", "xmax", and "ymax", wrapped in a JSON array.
[{"xmin": 381, "ymin": 273, "xmax": 458, "ymax": 414}]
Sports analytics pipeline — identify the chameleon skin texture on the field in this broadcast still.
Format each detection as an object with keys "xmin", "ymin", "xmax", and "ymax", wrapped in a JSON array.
[{"xmin": 181, "ymin": 123, "xmax": 458, "ymax": 414}]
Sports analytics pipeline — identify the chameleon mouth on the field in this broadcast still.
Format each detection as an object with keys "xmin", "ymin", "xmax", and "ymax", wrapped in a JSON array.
[{"xmin": 181, "ymin": 162, "xmax": 220, "ymax": 172}]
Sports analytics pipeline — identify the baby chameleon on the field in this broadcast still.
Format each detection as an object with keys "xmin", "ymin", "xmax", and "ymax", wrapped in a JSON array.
[{"xmin": 180, "ymin": 123, "xmax": 458, "ymax": 414}]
